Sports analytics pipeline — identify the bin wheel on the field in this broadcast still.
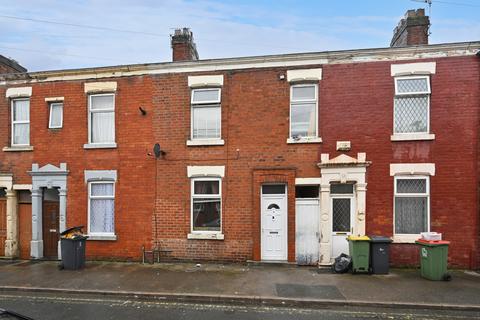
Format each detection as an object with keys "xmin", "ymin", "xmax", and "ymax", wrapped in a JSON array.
[
  {"xmin": 58, "ymin": 263, "xmax": 64, "ymax": 270},
  {"xmin": 443, "ymin": 273, "xmax": 452, "ymax": 281}
]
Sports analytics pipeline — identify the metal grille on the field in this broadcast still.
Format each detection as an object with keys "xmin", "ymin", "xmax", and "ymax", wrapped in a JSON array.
[
  {"xmin": 397, "ymin": 179, "xmax": 426, "ymax": 194},
  {"xmin": 394, "ymin": 96, "xmax": 428, "ymax": 133},
  {"xmin": 395, "ymin": 197, "xmax": 427, "ymax": 234},
  {"xmin": 396, "ymin": 78, "xmax": 429, "ymax": 93},
  {"xmin": 332, "ymin": 198, "xmax": 350, "ymax": 232}
]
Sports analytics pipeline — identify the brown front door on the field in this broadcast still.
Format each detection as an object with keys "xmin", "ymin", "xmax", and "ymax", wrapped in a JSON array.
[
  {"xmin": 42, "ymin": 201, "xmax": 59, "ymax": 259},
  {"xmin": 0, "ymin": 197, "xmax": 6, "ymax": 256},
  {"xmin": 19, "ymin": 203, "xmax": 32, "ymax": 259}
]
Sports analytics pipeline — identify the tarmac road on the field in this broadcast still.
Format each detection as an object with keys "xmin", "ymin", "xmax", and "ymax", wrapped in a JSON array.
[{"xmin": 0, "ymin": 292, "xmax": 479, "ymax": 320}]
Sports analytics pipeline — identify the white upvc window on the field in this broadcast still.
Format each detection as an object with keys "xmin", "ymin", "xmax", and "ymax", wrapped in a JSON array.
[
  {"xmin": 48, "ymin": 102, "xmax": 63, "ymax": 129},
  {"xmin": 11, "ymin": 98, "xmax": 30, "ymax": 146},
  {"xmin": 88, "ymin": 93, "xmax": 115, "ymax": 144},
  {"xmin": 191, "ymin": 88, "xmax": 221, "ymax": 140},
  {"xmin": 290, "ymin": 84, "xmax": 318, "ymax": 139},
  {"xmin": 191, "ymin": 177, "xmax": 222, "ymax": 233},
  {"xmin": 393, "ymin": 76, "xmax": 431, "ymax": 134},
  {"xmin": 394, "ymin": 176, "xmax": 430, "ymax": 236},
  {"xmin": 88, "ymin": 181, "xmax": 115, "ymax": 236}
]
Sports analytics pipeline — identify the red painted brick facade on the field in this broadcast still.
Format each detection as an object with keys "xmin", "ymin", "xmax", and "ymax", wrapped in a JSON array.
[{"xmin": 0, "ymin": 49, "xmax": 478, "ymax": 268}]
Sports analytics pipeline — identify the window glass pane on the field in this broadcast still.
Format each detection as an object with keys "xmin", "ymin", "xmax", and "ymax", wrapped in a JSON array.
[
  {"xmin": 91, "ymin": 95, "xmax": 114, "ymax": 110},
  {"xmin": 13, "ymin": 100, "xmax": 29, "ymax": 121},
  {"xmin": 262, "ymin": 185, "xmax": 285, "ymax": 194},
  {"xmin": 92, "ymin": 112, "xmax": 115, "ymax": 143},
  {"xmin": 394, "ymin": 96, "xmax": 428, "ymax": 133},
  {"xmin": 332, "ymin": 198, "xmax": 351, "ymax": 232},
  {"xmin": 0, "ymin": 188, "xmax": 6, "ymax": 198},
  {"xmin": 91, "ymin": 183, "xmax": 114, "ymax": 196},
  {"xmin": 13, "ymin": 123, "xmax": 29, "ymax": 145},
  {"xmin": 292, "ymin": 86, "xmax": 315, "ymax": 100},
  {"xmin": 194, "ymin": 180, "xmax": 219, "ymax": 195},
  {"xmin": 396, "ymin": 179, "xmax": 426, "ymax": 194},
  {"xmin": 192, "ymin": 106, "xmax": 221, "ymax": 139},
  {"xmin": 193, "ymin": 198, "xmax": 220, "ymax": 231},
  {"xmin": 49, "ymin": 104, "xmax": 63, "ymax": 128},
  {"xmin": 192, "ymin": 89, "xmax": 220, "ymax": 103},
  {"xmin": 395, "ymin": 197, "xmax": 427, "ymax": 234},
  {"xmin": 330, "ymin": 183, "xmax": 354, "ymax": 194},
  {"xmin": 295, "ymin": 185, "xmax": 319, "ymax": 198},
  {"xmin": 90, "ymin": 198, "xmax": 115, "ymax": 233},
  {"xmin": 396, "ymin": 78, "xmax": 429, "ymax": 94},
  {"xmin": 291, "ymin": 103, "xmax": 316, "ymax": 138}
]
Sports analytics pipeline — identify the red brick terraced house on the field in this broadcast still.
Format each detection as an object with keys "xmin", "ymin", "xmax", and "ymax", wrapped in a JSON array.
[{"xmin": 0, "ymin": 10, "xmax": 479, "ymax": 268}]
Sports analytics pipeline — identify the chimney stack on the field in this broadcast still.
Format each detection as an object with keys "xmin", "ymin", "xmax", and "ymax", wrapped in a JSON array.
[
  {"xmin": 171, "ymin": 28, "xmax": 199, "ymax": 62},
  {"xmin": 390, "ymin": 9, "xmax": 430, "ymax": 47}
]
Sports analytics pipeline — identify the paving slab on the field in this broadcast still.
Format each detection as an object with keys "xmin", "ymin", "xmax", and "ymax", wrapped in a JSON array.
[{"xmin": 0, "ymin": 260, "xmax": 479, "ymax": 310}]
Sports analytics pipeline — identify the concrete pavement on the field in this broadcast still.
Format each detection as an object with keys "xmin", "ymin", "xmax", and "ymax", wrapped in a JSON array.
[{"xmin": 0, "ymin": 260, "xmax": 479, "ymax": 311}]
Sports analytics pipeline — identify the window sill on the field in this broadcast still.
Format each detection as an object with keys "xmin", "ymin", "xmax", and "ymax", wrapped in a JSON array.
[
  {"xmin": 3, "ymin": 146, "xmax": 34, "ymax": 152},
  {"xmin": 187, "ymin": 233, "xmax": 224, "ymax": 240},
  {"xmin": 186, "ymin": 139, "xmax": 225, "ymax": 146},
  {"xmin": 393, "ymin": 234, "xmax": 421, "ymax": 244},
  {"xmin": 390, "ymin": 133, "xmax": 435, "ymax": 142},
  {"xmin": 287, "ymin": 137, "xmax": 322, "ymax": 144},
  {"xmin": 83, "ymin": 143, "xmax": 117, "ymax": 149},
  {"xmin": 87, "ymin": 234, "xmax": 117, "ymax": 241}
]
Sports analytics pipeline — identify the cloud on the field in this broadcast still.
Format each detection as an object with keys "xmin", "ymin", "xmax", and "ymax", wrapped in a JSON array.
[{"xmin": 0, "ymin": 0, "xmax": 478, "ymax": 71}]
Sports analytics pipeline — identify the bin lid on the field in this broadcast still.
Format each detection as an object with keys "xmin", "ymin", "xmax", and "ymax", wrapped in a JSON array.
[
  {"xmin": 415, "ymin": 239, "xmax": 450, "ymax": 246},
  {"xmin": 369, "ymin": 236, "xmax": 392, "ymax": 243},
  {"xmin": 347, "ymin": 235, "xmax": 370, "ymax": 241},
  {"xmin": 60, "ymin": 226, "xmax": 85, "ymax": 236}
]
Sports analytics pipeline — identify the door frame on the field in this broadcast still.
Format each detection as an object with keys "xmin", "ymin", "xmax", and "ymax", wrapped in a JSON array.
[
  {"xmin": 260, "ymin": 184, "xmax": 288, "ymax": 261},
  {"xmin": 330, "ymin": 193, "xmax": 355, "ymax": 258}
]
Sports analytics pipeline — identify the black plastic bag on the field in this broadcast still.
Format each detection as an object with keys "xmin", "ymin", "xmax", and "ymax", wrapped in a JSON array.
[{"xmin": 332, "ymin": 253, "xmax": 352, "ymax": 273}]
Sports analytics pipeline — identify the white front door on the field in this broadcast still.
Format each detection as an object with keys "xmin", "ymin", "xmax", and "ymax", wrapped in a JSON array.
[
  {"xmin": 331, "ymin": 196, "xmax": 354, "ymax": 258},
  {"xmin": 261, "ymin": 185, "xmax": 287, "ymax": 261},
  {"xmin": 295, "ymin": 198, "xmax": 320, "ymax": 265}
]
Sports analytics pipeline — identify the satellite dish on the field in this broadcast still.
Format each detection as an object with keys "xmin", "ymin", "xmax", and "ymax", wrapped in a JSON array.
[{"xmin": 153, "ymin": 143, "xmax": 161, "ymax": 158}]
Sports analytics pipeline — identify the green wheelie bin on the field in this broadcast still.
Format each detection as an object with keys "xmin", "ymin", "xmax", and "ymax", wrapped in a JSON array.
[
  {"xmin": 347, "ymin": 235, "xmax": 370, "ymax": 273},
  {"xmin": 415, "ymin": 239, "xmax": 451, "ymax": 281}
]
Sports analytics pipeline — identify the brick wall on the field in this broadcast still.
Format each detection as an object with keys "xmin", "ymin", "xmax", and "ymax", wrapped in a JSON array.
[{"xmin": 0, "ymin": 54, "xmax": 478, "ymax": 268}]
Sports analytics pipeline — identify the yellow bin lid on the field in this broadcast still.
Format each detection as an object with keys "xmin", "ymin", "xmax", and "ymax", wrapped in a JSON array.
[{"xmin": 347, "ymin": 235, "xmax": 370, "ymax": 241}]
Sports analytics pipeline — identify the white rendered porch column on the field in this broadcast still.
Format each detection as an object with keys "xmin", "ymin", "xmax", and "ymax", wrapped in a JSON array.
[
  {"xmin": 4, "ymin": 189, "xmax": 18, "ymax": 257},
  {"xmin": 57, "ymin": 188, "xmax": 67, "ymax": 259},
  {"xmin": 319, "ymin": 184, "xmax": 332, "ymax": 265},
  {"xmin": 30, "ymin": 188, "xmax": 43, "ymax": 259},
  {"xmin": 355, "ymin": 183, "xmax": 367, "ymax": 236}
]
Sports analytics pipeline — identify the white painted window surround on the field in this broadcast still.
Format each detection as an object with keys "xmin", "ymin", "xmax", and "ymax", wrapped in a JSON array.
[
  {"xmin": 390, "ymin": 163, "xmax": 435, "ymax": 177},
  {"xmin": 6, "ymin": 87, "xmax": 32, "ymax": 98},
  {"xmin": 187, "ymin": 166, "xmax": 225, "ymax": 240},
  {"xmin": 390, "ymin": 62, "xmax": 436, "ymax": 77},
  {"xmin": 390, "ymin": 163, "xmax": 434, "ymax": 243},
  {"xmin": 85, "ymin": 170, "xmax": 117, "ymax": 241},
  {"xmin": 49, "ymin": 102, "xmax": 63, "ymax": 129},
  {"xmin": 188, "ymin": 75, "xmax": 224, "ymax": 88},
  {"xmin": 295, "ymin": 178, "xmax": 322, "ymax": 185},
  {"xmin": 84, "ymin": 93, "xmax": 117, "ymax": 149},
  {"xmin": 187, "ymin": 166, "xmax": 225, "ymax": 178},
  {"xmin": 289, "ymin": 84, "xmax": 319, "ymax": 141},
  {"xmin": 287, "ymin": 68, "xmax": 322, "ymax": 82},
  {"xmin": 189, "ymin": 87, "xmax": 222, "ymax": 146},
  {"xmin": 84, "ymin": 81, "xmax": 117, "ymax": 93},
  {"xmin": 4, "ymin": 89, "xmax": 32, "ymax": 151}
]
